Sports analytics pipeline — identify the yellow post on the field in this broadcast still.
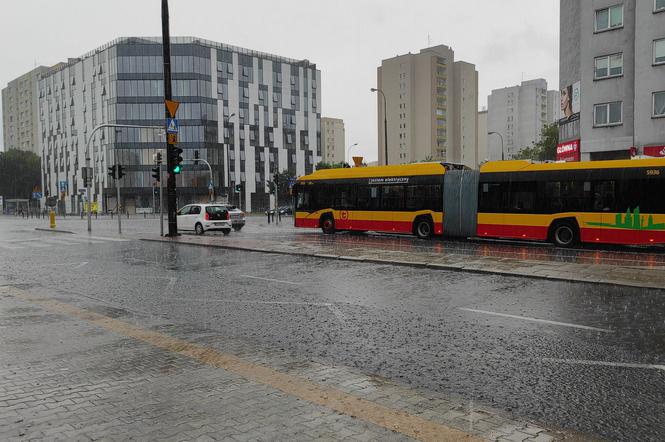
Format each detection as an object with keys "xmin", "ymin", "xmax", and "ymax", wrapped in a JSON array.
[{"xmin": 49, "ymin": 209, "xmax": 56, "ymax": 229}]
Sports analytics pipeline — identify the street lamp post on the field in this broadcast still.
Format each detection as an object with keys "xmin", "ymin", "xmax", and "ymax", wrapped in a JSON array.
[
  {"xmin": 225, "ymin": 113, "xmax": 236, "ymax": 205},
  {"xmin": 371, "ymin": 88, "xmax": 388, "ymax": 165},
  {"xmin": 84, "ymin": 123, "xmax": 163, "ymax": 233},
  {"xmin": 488, "ymin": 131, "xmax": 505, "ymax": 161},
  {"xmin": 346, "ymin": 142, "xmax": 358, "ymax": 166}
]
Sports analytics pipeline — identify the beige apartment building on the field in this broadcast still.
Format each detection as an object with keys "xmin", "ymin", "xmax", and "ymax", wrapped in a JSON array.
[
  {"xmin": 321, "ymin": 117, "xmax": 345, "ymax": 165},
  {"xmin": 376, "ymin": 45, "xmax": 479, "ymax": 167},
  {"xmin": 2, "ymin": 66, "xmax": 49, "ymax": 155}
]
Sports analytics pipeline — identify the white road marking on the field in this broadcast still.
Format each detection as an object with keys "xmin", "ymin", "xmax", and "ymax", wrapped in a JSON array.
[
  {"xmin": 165, "ymin": 277, "xmax": 177, "ymax": 292},
  {"xmin": 543, "ymin": 358, "xmax": 665, "ymax": 372},
  {"xmin": 240, "ymin": 275, "xmax": 302, "ymax": 285},
  {"xmin": 74, "ymin": 262, "xmax": 89, "ymax": 269},
  {"xmin": 459, "ymin": 308, "xmax": 612, "ymax": 333},
  {"xmin": 0, "ymin": 243, "xmax": 23, "ymax": 250}
]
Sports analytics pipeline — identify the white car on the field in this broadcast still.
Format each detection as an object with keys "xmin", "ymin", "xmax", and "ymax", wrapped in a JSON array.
[
  {"xmin": 176, "ymin": 204, "xmax": 232, "ymax": 235},
  {"xmin": 222, "ymin": 205, "xmax": 246, "ymax": 231}
]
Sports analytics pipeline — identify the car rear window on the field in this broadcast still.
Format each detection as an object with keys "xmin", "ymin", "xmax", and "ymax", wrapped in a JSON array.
[{"xmin": 205, "ymin": 206, "xmax": 228, "ymax": 220}]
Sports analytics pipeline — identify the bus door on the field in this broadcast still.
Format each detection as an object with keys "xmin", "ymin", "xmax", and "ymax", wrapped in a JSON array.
[
  {"xmin": 594, "ymin": 180, "xmax": 617, "ymax": 243},
  {"xmin": 353, "ymin": 185, "xmax": 379, "ymax": 231}
]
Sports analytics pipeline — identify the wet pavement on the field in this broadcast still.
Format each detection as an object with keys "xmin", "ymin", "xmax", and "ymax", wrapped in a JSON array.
[{"xmin": 1, "ymin": 215, "xmax": 664, "ymax": 440}]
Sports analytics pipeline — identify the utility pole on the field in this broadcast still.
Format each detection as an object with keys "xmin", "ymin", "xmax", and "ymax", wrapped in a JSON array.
[
  {"xmin": 159, "ymin": 159, "xmax": 164, "ymax": 236},
  {"xmin": 162, "ymin": 0, "xmax": 178, "ymax": 236}
]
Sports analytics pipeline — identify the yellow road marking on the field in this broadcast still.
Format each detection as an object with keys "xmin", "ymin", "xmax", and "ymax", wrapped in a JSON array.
[{"xmin": 6, "ymin": 287, "xmax": 479, "ymax": 442}]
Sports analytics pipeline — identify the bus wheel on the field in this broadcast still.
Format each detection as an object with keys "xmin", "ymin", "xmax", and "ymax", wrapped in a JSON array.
[
  {"xmin": 550, "ymin": 221, "xmax": 579, "ymax": 247},
  {"xmin": 321, "ymin": 215, "xmax": 335, "ymax": 234},
  {"xmin": 414, "ymin": 217, "xmax": 433, "ymax": 239}
]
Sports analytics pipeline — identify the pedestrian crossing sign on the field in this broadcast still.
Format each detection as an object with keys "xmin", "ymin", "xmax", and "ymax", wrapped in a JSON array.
[{"xmin": 166, "ymin": 118, "xmax": 179, "ymax": 134}]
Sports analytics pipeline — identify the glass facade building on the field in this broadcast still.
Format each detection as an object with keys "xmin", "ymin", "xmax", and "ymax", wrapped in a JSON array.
[{"xmin": 38, "ymin": 37, "xmax": 321, "ymax": 213}]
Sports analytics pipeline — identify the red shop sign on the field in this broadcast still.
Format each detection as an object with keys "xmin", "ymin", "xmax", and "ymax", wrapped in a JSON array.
[
  {"xmin": 556, "ymin": 139, "xmax": 580, "ymax": 162},
  {"xmin": 643, "ymin": 146, "xmax": 665, "ymax": 157}
]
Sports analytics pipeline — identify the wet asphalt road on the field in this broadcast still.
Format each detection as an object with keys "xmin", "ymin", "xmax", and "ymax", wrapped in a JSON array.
[{"xmin": 1, "ymin": 217, "xmax": 664, "ymax": 440}]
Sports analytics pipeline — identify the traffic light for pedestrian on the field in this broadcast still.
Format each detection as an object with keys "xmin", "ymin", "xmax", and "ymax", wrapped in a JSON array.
[
  {"xmin": 155, "ymin": 151, "xmax": 163, "ymax": 164},
  {"xmin": 117, "ymin": 164, "xmax": 125, "ymax": 180},
  {"xmin": 108, "ymin": 165, "xmax": 117, "ymax": 180},
  {"xmin": 171, "ymin": 147, "xmax": 183, "ymax": 174},
  {"xmin": 152, "ymin": 166, "xmax": 160, "ymax": 182},
  {"xmin": 235, "ymin": 184, "xmax": 242, "ymax": 193}
]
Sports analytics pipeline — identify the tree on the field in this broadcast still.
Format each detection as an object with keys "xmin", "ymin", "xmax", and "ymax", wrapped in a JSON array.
[
  {"xmin": 315, "ymin": 161, "xmax": 350, "ymax": 170},
  {"xmin": 513, "ymin": 123, "xmax": 559, "ymax": 161},
  {"xmin": 0, "ymin": 150, "xmax": 41, "ymax": 198}
]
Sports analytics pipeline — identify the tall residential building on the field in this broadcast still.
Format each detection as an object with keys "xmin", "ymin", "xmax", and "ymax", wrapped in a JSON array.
[
  {"xmin": 477, "ymin": 110, "xmax": 488, "ymax": 163},
  {"xmin": 37, "ymin": 37, "xmax": 321, "ymax": 214},
  {"xmin": 321, "ymin": 117, "xmax": 345, "ymax": 164},
  {"xmin": 487, "ymin": 79, "xmax": 559, "ymax": 160},
  {"xmin": 2, "ymin": 66, "xmax": 50, "ymax": 155},
  {"xmin": 376, "ymin": 45, "xmax": 479, "ymax": 167},
  {"xmin": 559, "ymin": 0, "xmax": 665, "ymax": 161}
]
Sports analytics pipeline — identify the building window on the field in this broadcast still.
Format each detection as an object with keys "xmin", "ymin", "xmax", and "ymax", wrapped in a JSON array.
[
  {"xmin": 593, "ymin": 101, "xmax": 623, "ymax": 127},
  {"xmin": 595, "ymin": 4, "xmax": 623, "ymax": 32},
  {"xmin": 656, "ymin": 0, "xmax": 665, "ymax": 12},
  {"xmin": 594, "ymin": 53, "xmax": 623, "ymax": 79},
  {"xmin": 654, "ymin": 91, "xmax": 665, "ymax": 117},
  {"xmin": 654, "ymin": 39, "xmax": 665, "ymax": 65}
]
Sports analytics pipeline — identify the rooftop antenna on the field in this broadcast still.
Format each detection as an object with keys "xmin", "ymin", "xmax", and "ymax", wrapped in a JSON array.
[{"xmin": 427, "ymin": 34, "xmax": 431, "ymax": 47}]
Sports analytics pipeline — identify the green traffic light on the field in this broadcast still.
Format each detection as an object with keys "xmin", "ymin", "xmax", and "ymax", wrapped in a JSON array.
[{"xmin": 173, "ymin": 165, "xmax": 181, "ymax": 174}]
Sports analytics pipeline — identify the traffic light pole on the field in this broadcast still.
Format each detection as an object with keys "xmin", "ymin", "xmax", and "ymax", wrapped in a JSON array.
[
  {"xmin": 162, "ymin": 0, "xmax": 178, "ymax": 237},
  {"xmin": 85, "ymin": 123, "xmax": 162, "ymax": 234},
  {"xmin": 160, "ymin": 162, "xmax": 164, "ymax": 236},
  {"xmin": 116, "ymin": 172, "xmax": 122, "ymax": 234}
]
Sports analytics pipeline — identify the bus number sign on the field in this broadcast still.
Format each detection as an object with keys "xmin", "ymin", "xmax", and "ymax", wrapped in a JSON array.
[{"xmin": 646, "ymin": 169, "xmax": 661, "ymax": 176}]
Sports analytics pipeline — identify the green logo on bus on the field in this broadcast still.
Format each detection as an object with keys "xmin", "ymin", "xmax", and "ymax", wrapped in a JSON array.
[{"xmin": 587, "ymin": 207, "xmax": 665, "ymax": 231}]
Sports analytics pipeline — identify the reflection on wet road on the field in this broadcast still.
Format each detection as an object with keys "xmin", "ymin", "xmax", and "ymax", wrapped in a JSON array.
[{"xmin": 1, "ymin": 218, "xmax": 664, "ymax": 440}]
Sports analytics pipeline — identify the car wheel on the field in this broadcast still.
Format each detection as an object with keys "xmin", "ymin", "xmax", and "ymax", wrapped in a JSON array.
[
  {"xmin": 551, "ymin": 221, "xmax": 579, "ymax": 247},
  {"xmin": 233, "ymin": 226, "xmax": 243, "ymax": 231},
  {"xmin": 321, "ymin": 215, "xmax": 335, "ymax": 234},
  {"xmin": 222, "ymin": 229, "xmax": 231, "ymax": 236},
  {"xmin": 414, "ymin": 218, "xmax": 433, "ymax": 239},
  {"xmin": 195, "ymin": 223, "xmax": 205, "ymax": 235}
]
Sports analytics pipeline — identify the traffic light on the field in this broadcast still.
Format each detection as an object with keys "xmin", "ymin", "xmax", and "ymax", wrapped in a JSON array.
[
  {"xmin": 235, "ymin": 184, "xmax": 242, "ymax": 193},
  {"xmin": 155, "ymin": 151, "xmax": 163, "ymax": 164},
  {"xmin": 152, "ymin": 166, "xmax": 160, "ymax": 182},
  {"xmin": 171, "ymin": 147, "xmax": 183, "ymax": 174},
  {"xmin": 117, "ymin": 164, "xmax": 125, "ymax": 180},
  {"xmin": 194, "ymin": 150, "xmax": 199, "ymax": 165},
  {"xmin": 107, "ymin": 165, "xmax": 117, "ymax": 180},
  {"xmin": 273, "ymin": 172, "xmax": 279, "ymax": 186}
]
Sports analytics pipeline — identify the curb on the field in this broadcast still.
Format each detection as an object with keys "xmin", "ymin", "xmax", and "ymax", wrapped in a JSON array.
[
  {"xmin": 35, "ymin": 228, "xmax": 75, "ymax": 235},
  {"xmin": 139, "ymin": 237, "xmax": 664, "ymax": 291}
]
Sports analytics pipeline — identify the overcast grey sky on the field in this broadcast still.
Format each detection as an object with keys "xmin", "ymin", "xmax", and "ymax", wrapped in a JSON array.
[{"xmin": 0, "ymin": 0, "xmax": 560, "ymax": 160}]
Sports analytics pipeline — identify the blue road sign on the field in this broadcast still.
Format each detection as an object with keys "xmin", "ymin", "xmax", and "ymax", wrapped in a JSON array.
[
  {"xmin": 32, "ymin": 192, "xmax": 43, "ymax": 200},
  {"xmin": 166, "ymin": 118, "xmax": 179, "ymax": 134},
  {"xmin": 59, "ymin": 181, "xmax": 68, "ymax": 192}
]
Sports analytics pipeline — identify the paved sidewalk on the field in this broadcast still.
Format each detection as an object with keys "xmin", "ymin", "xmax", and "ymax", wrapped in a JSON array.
[
  {"xmin": 143, "ymin": 233, "xmax": 665, "ymax": 290},
  {"xmin": 0, "ymin": 284, "xmax": 577, "ymax": 442}
]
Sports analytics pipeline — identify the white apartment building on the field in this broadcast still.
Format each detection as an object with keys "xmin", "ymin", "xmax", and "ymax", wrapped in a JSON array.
[
  {"xmin": 376, "ymin": 45, "xmax": 479, "ymax": 167},
  {"xmin": 560, "ymin": 0, "xmax": 665, "ymax": 161},
  {"xmin": 321, "ymin": 117, "xmax": 345, "ymax": 165},
  {"xmin": 2, "ymin": 66, "xmax": 50, "ymax": 155},
  {"xmin": 487, "ymin": 79, "xmax": 559, "ymax": 160},
  {"xmin": 37, "ymin": 37, "xmax": 321, "ymax": 214}
]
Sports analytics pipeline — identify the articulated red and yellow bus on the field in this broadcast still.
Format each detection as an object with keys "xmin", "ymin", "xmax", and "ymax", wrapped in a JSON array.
[
  {"xmin": 477, "ymin": 158, "xmax": 665, "ymax": 246},
  {"xmin": 293, "ymin": 163, "xmax": 450, "ymax": 238},
  {"xmin": 293, "ymin": 158, "xmax": 665, "ymax": 247}
]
